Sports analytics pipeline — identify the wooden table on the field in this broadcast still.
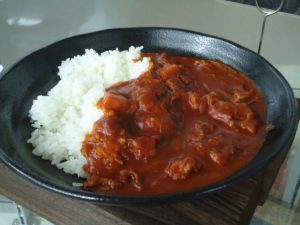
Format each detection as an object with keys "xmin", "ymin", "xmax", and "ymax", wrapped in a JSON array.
[{"xmin": 0, "ymin": 137, "xmax": 292, "ymax": 225}]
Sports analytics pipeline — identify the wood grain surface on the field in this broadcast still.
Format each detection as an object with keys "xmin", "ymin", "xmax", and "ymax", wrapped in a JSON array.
[
  {"xmin": 0, "ymin": 162, "xmax": 264, "ymax": 225},
  {"xmin": 0, "ymin": 127, "xmax": 293, "ymax": 225}
]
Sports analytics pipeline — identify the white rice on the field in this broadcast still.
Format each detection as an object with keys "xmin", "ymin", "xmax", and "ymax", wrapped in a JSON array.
[{"xmin": 27, "ymin": 46, "xmax": 150, "ymax": 177}]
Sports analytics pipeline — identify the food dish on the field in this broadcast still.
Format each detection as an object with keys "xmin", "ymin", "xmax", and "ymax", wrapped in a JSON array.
[
  {"xmin": 27, "ymin": 47, "xmax": 270, "ymax": 195},
  {"xmin": 0, "ymin": 28, "xmax": 297, "ymax": 204},
  {"xmin": 82, "ymin": 52, "xmax": 270, "ymax": 194},
  {"xmin": 27, "ymin": 47, "xmax": 150, "ymax": 178}
]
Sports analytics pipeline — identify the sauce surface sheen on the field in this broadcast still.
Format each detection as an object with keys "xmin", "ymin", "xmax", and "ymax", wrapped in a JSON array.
[{"xmin": 81, "ymin": 53, "xmax": 268, "ymax": 195}]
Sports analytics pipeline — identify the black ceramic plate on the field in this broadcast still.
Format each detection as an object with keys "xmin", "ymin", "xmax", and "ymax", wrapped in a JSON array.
[{"xmin": 0, "ymin": 28, "xmax": 298, "ymax": 205}]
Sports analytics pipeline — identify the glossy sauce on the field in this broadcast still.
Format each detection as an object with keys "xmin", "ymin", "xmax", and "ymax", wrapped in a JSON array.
[{"xmin": 81, "ymin": 53, "xmax": 268, "ymax": 195}]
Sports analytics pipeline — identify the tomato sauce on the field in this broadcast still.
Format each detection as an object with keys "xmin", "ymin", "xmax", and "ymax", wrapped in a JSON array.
[{"xmin": 81, "ymin": 53, "xmax": 269, "ymax": 195}]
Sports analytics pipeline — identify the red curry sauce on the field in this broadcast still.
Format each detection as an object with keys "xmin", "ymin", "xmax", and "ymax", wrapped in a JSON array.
[{"xmin": 81, "ymin": 53, "xmax": 268, "ymax": 195}]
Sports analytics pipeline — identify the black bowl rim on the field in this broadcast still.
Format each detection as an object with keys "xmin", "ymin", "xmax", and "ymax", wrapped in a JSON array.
[{"xmin": 0, "ymin": 27, "xmax": 298, "ymax": 205}]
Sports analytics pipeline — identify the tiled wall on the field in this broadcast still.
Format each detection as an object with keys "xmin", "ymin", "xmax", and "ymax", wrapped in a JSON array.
[{"xmin": 226, "ymin": 0, "xmax": 300, "ymax": 14}]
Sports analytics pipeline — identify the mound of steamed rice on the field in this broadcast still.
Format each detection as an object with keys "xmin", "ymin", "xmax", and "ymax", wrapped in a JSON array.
[{"xmin": 28, "ymin": 46, "xmax": 150, "ymax": 177}]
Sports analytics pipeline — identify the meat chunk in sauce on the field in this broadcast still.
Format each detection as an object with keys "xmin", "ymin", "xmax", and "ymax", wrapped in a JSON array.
[
  {"xmin": 209, "ymin": 145, "xmax": 235, "ymax": 166},
  {"xmin": 81, "ymin": 53, "xmax": 269, "ymax": 195},
  {"xmin": 206, "ymin": 94, "xmax": 262, "ymax": 134},
  {"xmin": 159, "ymin": 64, "xmax": 181, "ymax": 80},
  {"xmin": 128, "ymin": 136, "xmax": 156, "ymax": 161},
  {"xmin": 101, "ymin": 93, "xmax": 130, "ymax": 112},
  {"xmin": 119, "ymin": 169, "xmax": 142, "ymax": 191},
  {"xmin": 84, "ymin": 176, "xmax": 122, "ymax": 192},
  {"xmin": 135, "ymin": 115, "xmax": 175, "ymax": 136},
  {"xmin": 165, "ymin": 156, "xmax": 201, "ymax": 180}
]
